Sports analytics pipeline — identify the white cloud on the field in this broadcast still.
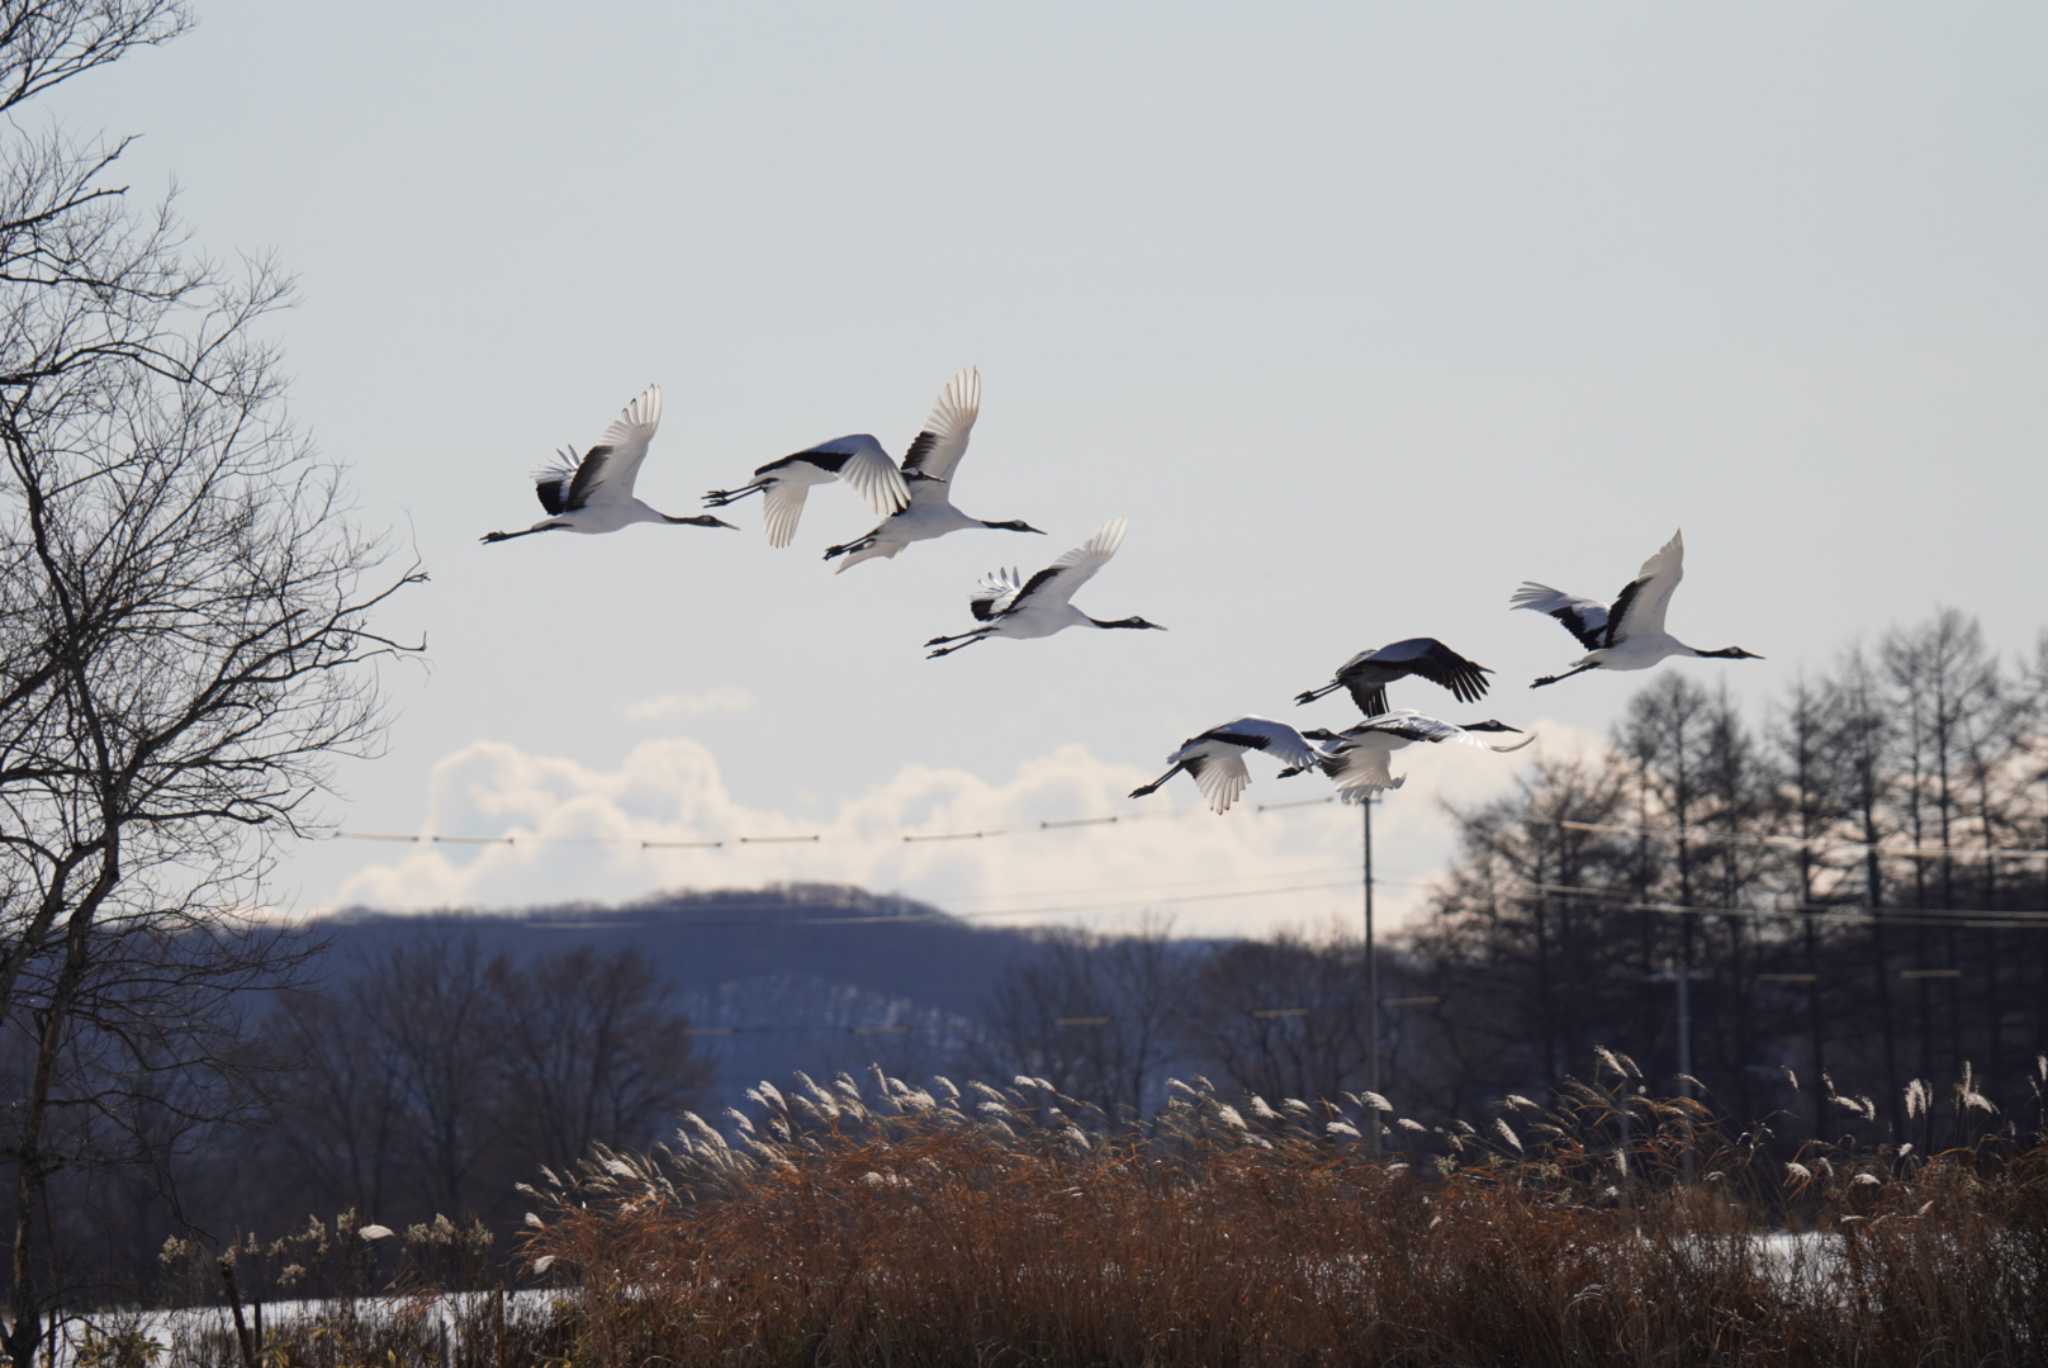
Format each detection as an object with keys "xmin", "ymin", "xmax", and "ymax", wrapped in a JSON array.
[
  {"xmin": 329, "ymin": 718, "xmax": 1609, "ymax": 940},
  {"xmin": 621, "ymin": 686, "xmax": 757, "ymax": 724}
]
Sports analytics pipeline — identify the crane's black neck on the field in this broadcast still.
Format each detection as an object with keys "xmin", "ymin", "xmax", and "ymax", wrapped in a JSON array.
[{"xmin": 1086, "ymin": 614, "xmax": 1160, "ymax": 631}]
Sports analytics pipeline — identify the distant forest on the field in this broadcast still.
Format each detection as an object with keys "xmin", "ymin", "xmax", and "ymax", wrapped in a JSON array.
[
  {"xmin": 1402, "ymin": 608, "xmax": 2048, "ymax": 1138},
  {"xmin": 4, "ymin": 608, "xmax": 2045, "ymax": 1307}
]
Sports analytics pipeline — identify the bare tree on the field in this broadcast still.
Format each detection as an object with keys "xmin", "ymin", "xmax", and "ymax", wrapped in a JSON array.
[
  {"xmin": 1, "ymin": 5, "xmax": 422, "ymax": 1356},
  {"xmin": 255, "ymin": 984, "xmax": 404, "ymax": 1221},
  {"xmin": 252, "ymin": 939, "xmax": 713, "ymax": 1232},
  {"xmin": 487, "ymin": 945, "xmax": 714, "ymax": 1175},
  {"xmin": 1179, "ymin": 930, "xmax": 1370, "ymax": 1106},
  {"xmin": 974, "ymin": 915, "xmax": 1187, "ymax": 1116},
  {"xmin": 360, "ymin": 936, "xmax": 506, "ymax": 1220}
]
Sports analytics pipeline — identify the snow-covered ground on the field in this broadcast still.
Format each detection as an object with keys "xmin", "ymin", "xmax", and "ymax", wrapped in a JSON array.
[
  {"xmin": 42, "ymin": 1288, "xmax": 560, "ymax": 1367},
  {"xmin": 39, "ymin": 1234, "xmax": 1851, "ymax": 1365}
]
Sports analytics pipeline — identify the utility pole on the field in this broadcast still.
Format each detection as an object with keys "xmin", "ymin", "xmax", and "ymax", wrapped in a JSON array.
[
  {"xmin": 1649, "ymin": 953, "xmax": 1710, "ymax": 1178},
  {"xmin": 1649, "ymin": 952, "xmax": 1707, "ymax": 1094},
  {"xmin": 1363, "ymin": 795, "xmax": 1380, "ymax": 1157}
]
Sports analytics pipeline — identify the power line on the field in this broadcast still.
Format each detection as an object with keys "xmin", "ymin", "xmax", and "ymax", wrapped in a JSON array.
[
  {"xmin": 686, "ymin": 996, "xmax": 1448, "ymax": 1041},
  {"xmin": 505, "ymin": 876, "xmax": 1368, "ymax": 934},
  {"xmin": 939, "ymin": 865, "xmax": 1443, "ymax": 911},
  {"xmin": 1512, "ymin": 879, "xmax": 2048, "ymax": 932},
  {"xmin": 1557, "ymin": 817, "xmax": 2048, "ymax": 862},
  {"xmin": 309, "ymin": 800, "xmax": 1402, "ymax": 930},
  {"xmin": 937, "ymin": 862, "xmax": 1365, "ymax": 904},
  {"xmin": 685, "ymin": 960, "xmax": 2010, "ymax": 1047},
  {"xmin": 319, "ymin": 791, "xmax": 1354, "ymax": 855},
  {"xmin": 684, "ymin": 1023, "xmax": 917, "ymax": 1039}
]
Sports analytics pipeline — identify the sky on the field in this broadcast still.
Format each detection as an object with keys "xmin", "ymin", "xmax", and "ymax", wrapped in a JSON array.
[{"xmin": 44, "ymin": 1, "xmax": 2048, "ymax": 938}]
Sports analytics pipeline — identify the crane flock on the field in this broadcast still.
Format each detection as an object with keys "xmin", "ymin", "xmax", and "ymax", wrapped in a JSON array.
[{"xmin": 480, "ymin": 370, "xmax": 1765, "ymax": 815}]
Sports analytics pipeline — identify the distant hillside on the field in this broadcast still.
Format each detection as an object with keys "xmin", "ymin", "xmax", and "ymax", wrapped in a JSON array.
[{"xmin": 303, "ymin": 883, "xmax": 1071, "ymax": 1104}]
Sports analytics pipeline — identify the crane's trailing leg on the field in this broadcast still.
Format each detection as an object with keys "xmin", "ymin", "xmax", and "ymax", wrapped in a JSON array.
[
  {"xmin": 926, "ymin": 630, "xmax": 996, "ymax": 659},
  {"xmin": 703, "ymin": 480, "xmax": 767, "ymax": 507},
  {"xmin": 480, "ymin": 524, "xmax": 562, "ymax": 545},
  {"xmin": 1128, "ymin": 763, "xmax": 1185, "ymax": 800},
  {"xmin": 1531, "ymin": 662, "xmax": 1599, "ymax": 689},
  {"xmin": 823, "ymin": 535, "xmax": 876, "ymax": 561}
]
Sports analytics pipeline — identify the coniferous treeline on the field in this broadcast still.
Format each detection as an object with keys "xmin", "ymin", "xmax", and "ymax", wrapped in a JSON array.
[{"xmin": 1400, "ymin": 609, "xmax": 2048, "ymax": 1135}]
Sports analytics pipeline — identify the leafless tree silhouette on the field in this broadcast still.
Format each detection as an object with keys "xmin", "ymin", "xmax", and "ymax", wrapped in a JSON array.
[{"xmin": 1, "ymin": 4, "xmax": 423, "ymax": 1358}]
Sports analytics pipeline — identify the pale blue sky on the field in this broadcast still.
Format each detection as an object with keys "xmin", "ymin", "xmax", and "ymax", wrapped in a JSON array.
[{"xmin": 55, "ymin": 1, "xmax": 2048, "ymax": 933}]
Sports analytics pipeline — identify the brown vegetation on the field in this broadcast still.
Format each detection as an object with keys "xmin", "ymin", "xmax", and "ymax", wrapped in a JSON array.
[{"xmin": 498, "ymin": 1057, "xmax": 2048, "ymax": 1367}]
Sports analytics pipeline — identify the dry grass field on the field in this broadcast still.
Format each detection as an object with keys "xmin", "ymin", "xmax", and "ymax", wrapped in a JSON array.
[{"xmin": 91, "ymin": 1054, "xmax": 2047, "ymax": 1366}]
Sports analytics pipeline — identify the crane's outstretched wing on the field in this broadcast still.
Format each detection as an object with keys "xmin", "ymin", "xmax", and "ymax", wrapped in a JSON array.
[
  {"xmin": 1339, "ymin": 637, "xmax": 1491, "ymax": 714},
  {"xmin": 1510, "ymin": 583, "xmax": 1610, "ymax": 651},
  {"xmin": 1389, "ymin": 638, "xmax": 1491, "ymax": 703},
  {"xmin": 970, "ymin": 567, "xmax": 1024, "ymax": 621},
  {"xmin": 1606, "ymin": 529, "xmax": 1685, "ymax": 643},
  {"xmin": 1186, "ymin": 752, "xmax": 1250, "ymax": 815},
  {"xmin": 577, "ymin": 384, "xmax": 663, "ymax": 505},
  {"xmin": 1199, "ymin": 717, "xmax": 1321, "ymax": 773},
  {"xmin": 762, "ymin": 482, "xmax": 809, "ymax": 549},
  {"xmin": 1326, "ymin": 745, "xmax": 1404, "ymax": 797},
  {"xmin": 533, "ymin": 446, "xmax": 575, "ymax": 514},
  {"xmin": 1351, "ymin": 711, "xmax": 1478, "ymax": 748},
  {"xmin": 900, "ymin": 367, "xmax": 982, "ymax": 488},
  {"xmin": 1345, "ymin": 709, "xmax": 1438, "ymax": 742},
  {"xmin": 752, "ymin": 435, "xmax": 913, "ymax": 547},
  {"xmin": 1000, "ymin": 516, "xmax": 1128, "ymax": 615},
  {"xmin": 1167, "ymin": 717, "xmax": 1317, "ymax": 815},
  {"xmin": 1342, "ymin": 680, "xmax": 1391, "ymax": 717},
  {"xmin": 758, "ymin": 434, "xmax": 911, "ymax": 518},
  {"xmin": 1365, "ymin": 711, "xmax": 1538, "ymax": 754}
]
